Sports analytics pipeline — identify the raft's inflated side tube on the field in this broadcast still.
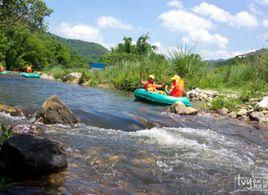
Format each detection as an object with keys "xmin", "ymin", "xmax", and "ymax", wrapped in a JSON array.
[
  {"xmin": 0, "ymin": 71, "xmax": 9, "ymax": 75},
  {"xmin": 134, "ymin": 88, "xmax": 191, "ymax": 106},
  {"xmin": 21, "ymin": 72, "xmax": 40, "ymax": 79}
]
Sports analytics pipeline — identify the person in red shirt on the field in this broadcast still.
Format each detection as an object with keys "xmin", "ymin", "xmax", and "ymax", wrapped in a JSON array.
[
  {"xmin": 0, "ymin": 67, "xmax": 4, "ymax": 72},
  {"xmin": 141, "ymin": 75, "xmax": 163, "ymax": 92},
  {"xmin": 25, "ymin": 66, "xmax": 32, "ymax": 73},
  {"xmin": 166, "ymin": 75, "xmax": 185, "ymax": 97}
]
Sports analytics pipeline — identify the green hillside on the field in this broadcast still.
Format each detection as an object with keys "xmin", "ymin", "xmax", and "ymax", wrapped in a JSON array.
[
  {"xmin": 209, "ymin": 48, "xmax": 268, "ymax": 66},
  {"xmin": 50, "ymin": 34, "xmax": 109, "ymax": 61}
]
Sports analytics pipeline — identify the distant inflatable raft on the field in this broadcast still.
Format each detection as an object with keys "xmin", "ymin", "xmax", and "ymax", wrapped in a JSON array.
[
  {"xmin": 134, "ymin": 88, "xmax": 191, "ymax": 106},
  {"xmin": 21, "ymin": 72, "xmax": 40, "ymax": 79},
  {"xmin": 0, "ymin": 71, "xmax": 9, "ymax": 75}
]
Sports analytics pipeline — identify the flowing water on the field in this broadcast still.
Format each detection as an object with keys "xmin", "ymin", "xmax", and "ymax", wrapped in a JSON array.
[{"xmin": 0, "ymin": 75, "xmax": 268, "ymax": 194}]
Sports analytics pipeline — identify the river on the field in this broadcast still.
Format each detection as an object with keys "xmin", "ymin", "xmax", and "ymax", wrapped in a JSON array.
[{"xmin": 0, "ymin": 75, "xmax": 268, "ymax": 194}]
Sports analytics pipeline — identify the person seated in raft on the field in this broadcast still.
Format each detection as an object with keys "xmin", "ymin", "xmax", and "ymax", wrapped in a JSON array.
[
  {"xmin": 141, "ymin": 75, "xmax": 164, "ymax": 93},
  {"xmin": 25, "ymin": 66, "xmax": 32, "ymax": 73},
  {"xmin": 165, "ymin": 75, "xmax": 185, "ymax": 97}
]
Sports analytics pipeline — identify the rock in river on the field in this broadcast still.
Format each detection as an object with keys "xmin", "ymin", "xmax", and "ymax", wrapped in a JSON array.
[
  {"xmin": 249, "ymin": 112, "xmax": 267, "ymax": 124},
  {"xmin": 0, "ymin": 134, "xmax": 67, "ymax": 177},
  {"xmin": 36, "ymin": 95, "xmax": 78, "ymax": 125},
  {"xmin": 170, "ymin": 102, "xmax": 198, "ymax": 115}
]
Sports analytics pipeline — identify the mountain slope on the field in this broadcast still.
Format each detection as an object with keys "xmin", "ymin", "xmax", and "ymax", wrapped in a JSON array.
[
  {"xmin": 50, "ymin": 33, "xmax": 109, "ymax": 61},
  {"xmin": 209, "ymin": 48, "xmax": 268, "ymax": 66}
]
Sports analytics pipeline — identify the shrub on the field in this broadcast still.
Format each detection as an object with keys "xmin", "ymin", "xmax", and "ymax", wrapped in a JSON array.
[
  {"xmin": 0, "ymin": 124, "xmax": 13, "ymax": 144},
  {"xmin": 211, "ymin": 96, "xmax": 240, "ymax": 111}
]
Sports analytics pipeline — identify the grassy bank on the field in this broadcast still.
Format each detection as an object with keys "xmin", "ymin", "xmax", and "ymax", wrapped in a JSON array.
[
  {"xmin": 46, "ymin": 51, "xmax": 268, "ymax": 96},
  {"xmin": 43, "ymin": 36, "xmax": 268, "ymax": 112}
]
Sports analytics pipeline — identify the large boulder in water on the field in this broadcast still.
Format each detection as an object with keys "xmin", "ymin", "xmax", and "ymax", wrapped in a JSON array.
[
  {"xmin": 36, "ymin": 95, "xmax": 78, "ymax": 124},
  {"xmin": 0, "ymin": 134, "xmax": 67, "ymax": 177},
  {"xmin": 170, "ymin": 102, "xmax": 198, "ymax": 115},
  {"xmin": 62, "ymin": 72, "xmax": 82, "ymax": 84},
  {"xmin": 0, "ymin": 104, "xmax": 23, "ymax": 117}
]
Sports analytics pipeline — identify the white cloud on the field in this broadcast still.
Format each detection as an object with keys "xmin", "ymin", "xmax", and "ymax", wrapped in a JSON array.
[
  {"xmin": 167, "ymin": 0, "xmax": 183, "ymax": 9},
  {"xmin": 255, "ymin": 0, "xmax": 268, "ymax": 5},
  {"xmin": 182, "ymin": 29, "xmax": 229, "ymax": 49},
  {"xmin": 153, "ymin": 42, "xmax": 177, "ymax": 55},
  {"xmin": 57, "ymin": 22, "xmax": 103, "ymax": 44},
  {"xmin": 233, "ymin": 11, "xmax": 259, "ymax": 27},
  {"xmin": 193, "ymin": 2, "xmax": 259, "ymax": 28},
  {"xmin": 159, "ymin": 9, "xmax": 229, "ymax": 49},
  {"xmin": 193, "ymin": 2, "xmax": 231, "ymax": 23},
  {"xmin": 97, "ymin": 16, "xmax": 133, "ymax": 30},
  {"xmin": 263, "ymin": 19, "xmax": 268, "ymax": 27},
  {"xmin": 159, "ymin": 10, "xmax": 213, "ymax": 32},
  {"xmin": 201, "ymin": 49, "xmax": 254, "ymax": 60}
]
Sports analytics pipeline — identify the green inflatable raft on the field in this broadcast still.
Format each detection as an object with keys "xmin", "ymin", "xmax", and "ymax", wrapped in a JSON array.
[
  {"xmin": 21, "ymin": 72, "xmax": 40, "ymax": 79},
  {"xmin": 0, "ymin": 71, "xmax": 9, "ymax": 75},
  {"xmin": 134, "ymin": 88, "xmax": 191, "ymax": 106}
]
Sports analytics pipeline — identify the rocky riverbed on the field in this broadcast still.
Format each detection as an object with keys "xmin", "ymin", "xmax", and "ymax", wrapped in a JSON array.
[{"xmin": 186, "ymin": 88, "xmax": 268, "ymax": 127}]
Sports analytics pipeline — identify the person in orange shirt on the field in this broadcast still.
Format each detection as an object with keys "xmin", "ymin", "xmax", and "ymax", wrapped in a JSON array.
[
  {"xmin": 141, "ymin": 75, "xmax": 163, "ymax": 92},
  {"xmin": 0, "ymin": 67, "xmax": 4, "ymax": 72},
  {"xmin": 166, "ymin": 75, "xmax": 185, "ymax": 97}
]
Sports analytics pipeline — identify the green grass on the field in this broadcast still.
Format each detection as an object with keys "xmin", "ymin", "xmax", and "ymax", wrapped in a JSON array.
[
  {"xmin": 44, "ymin": 66, "xmax": 85, "ymax": 80},
  {"xmin": 210, "ymin": 96, "xmax": 241, "ymax": 111},
  {"xmin": 0, "ymin": 124, "xmax": 13, "ymax": 144}
]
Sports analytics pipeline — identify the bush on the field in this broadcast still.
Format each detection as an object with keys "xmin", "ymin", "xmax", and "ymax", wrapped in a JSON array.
[
  {"xmin": 0, "ymin": 124, "xmax": 13, "ymax": 144},
  {"xmin": 211, "ymin": 96, "xmax": 240, "ymax": 111}
]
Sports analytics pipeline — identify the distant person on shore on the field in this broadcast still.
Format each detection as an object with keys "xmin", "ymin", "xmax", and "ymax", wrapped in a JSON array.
[
  {"xmin": 165, "ymin": 75, "xmax": 185, "ymax": 97},
  {"xmin": 141, "ymin": 75, "xmax": 163, "ymax": 92},
  {"xmin": 25, "ymin": 66, "xmax": 32, "ymax": 73},
  {"xmin": 0, "ymin": 66, "xmax": 5, "ymax": 72}
]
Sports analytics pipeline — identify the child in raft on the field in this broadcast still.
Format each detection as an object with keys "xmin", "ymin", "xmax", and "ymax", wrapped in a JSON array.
[
  {"xmin": 165, "ymin": 75, "xmax": 185, "ymax": 97},
  {"xmin": 141, "ymin": 75, "xmax": 165, "ymax": 94}
]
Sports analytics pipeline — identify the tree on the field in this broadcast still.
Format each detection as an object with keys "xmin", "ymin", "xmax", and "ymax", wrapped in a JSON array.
[
  {"xmin": 0, "ymin": 0, "xmax": 53, "ymax": 30},
  {"xmin": 136, "ymin": 34, "xmax": 157, "ymax": 55}
]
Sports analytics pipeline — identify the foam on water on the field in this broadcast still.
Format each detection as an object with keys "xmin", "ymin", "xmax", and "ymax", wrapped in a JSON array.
[{"xmin": 129, "ymin": 127, "xmax": 263, "ymax": 171}]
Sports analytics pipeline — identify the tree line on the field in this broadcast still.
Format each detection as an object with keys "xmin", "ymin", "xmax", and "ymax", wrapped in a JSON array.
[{"xmin": 0, "ymin": 0, "xmax": 88, "ymax": 71}]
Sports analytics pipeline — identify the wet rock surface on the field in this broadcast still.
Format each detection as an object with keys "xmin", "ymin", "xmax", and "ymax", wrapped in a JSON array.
[
  {"xmin": 36, "ymin": 95, "xmax": 78, "ymax": 125},
  {"xmin": 0, "ymin": 134, "xmax": 67, "ymax": 178},
  {"xmin": 170, "ymin": 102, "xmax": 198, "ymax": 115}
]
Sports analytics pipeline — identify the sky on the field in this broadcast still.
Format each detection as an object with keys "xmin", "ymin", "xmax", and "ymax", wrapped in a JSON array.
[{"xmin": 44, "ymin": 0, "xmax": 268, "ymax": 60}]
